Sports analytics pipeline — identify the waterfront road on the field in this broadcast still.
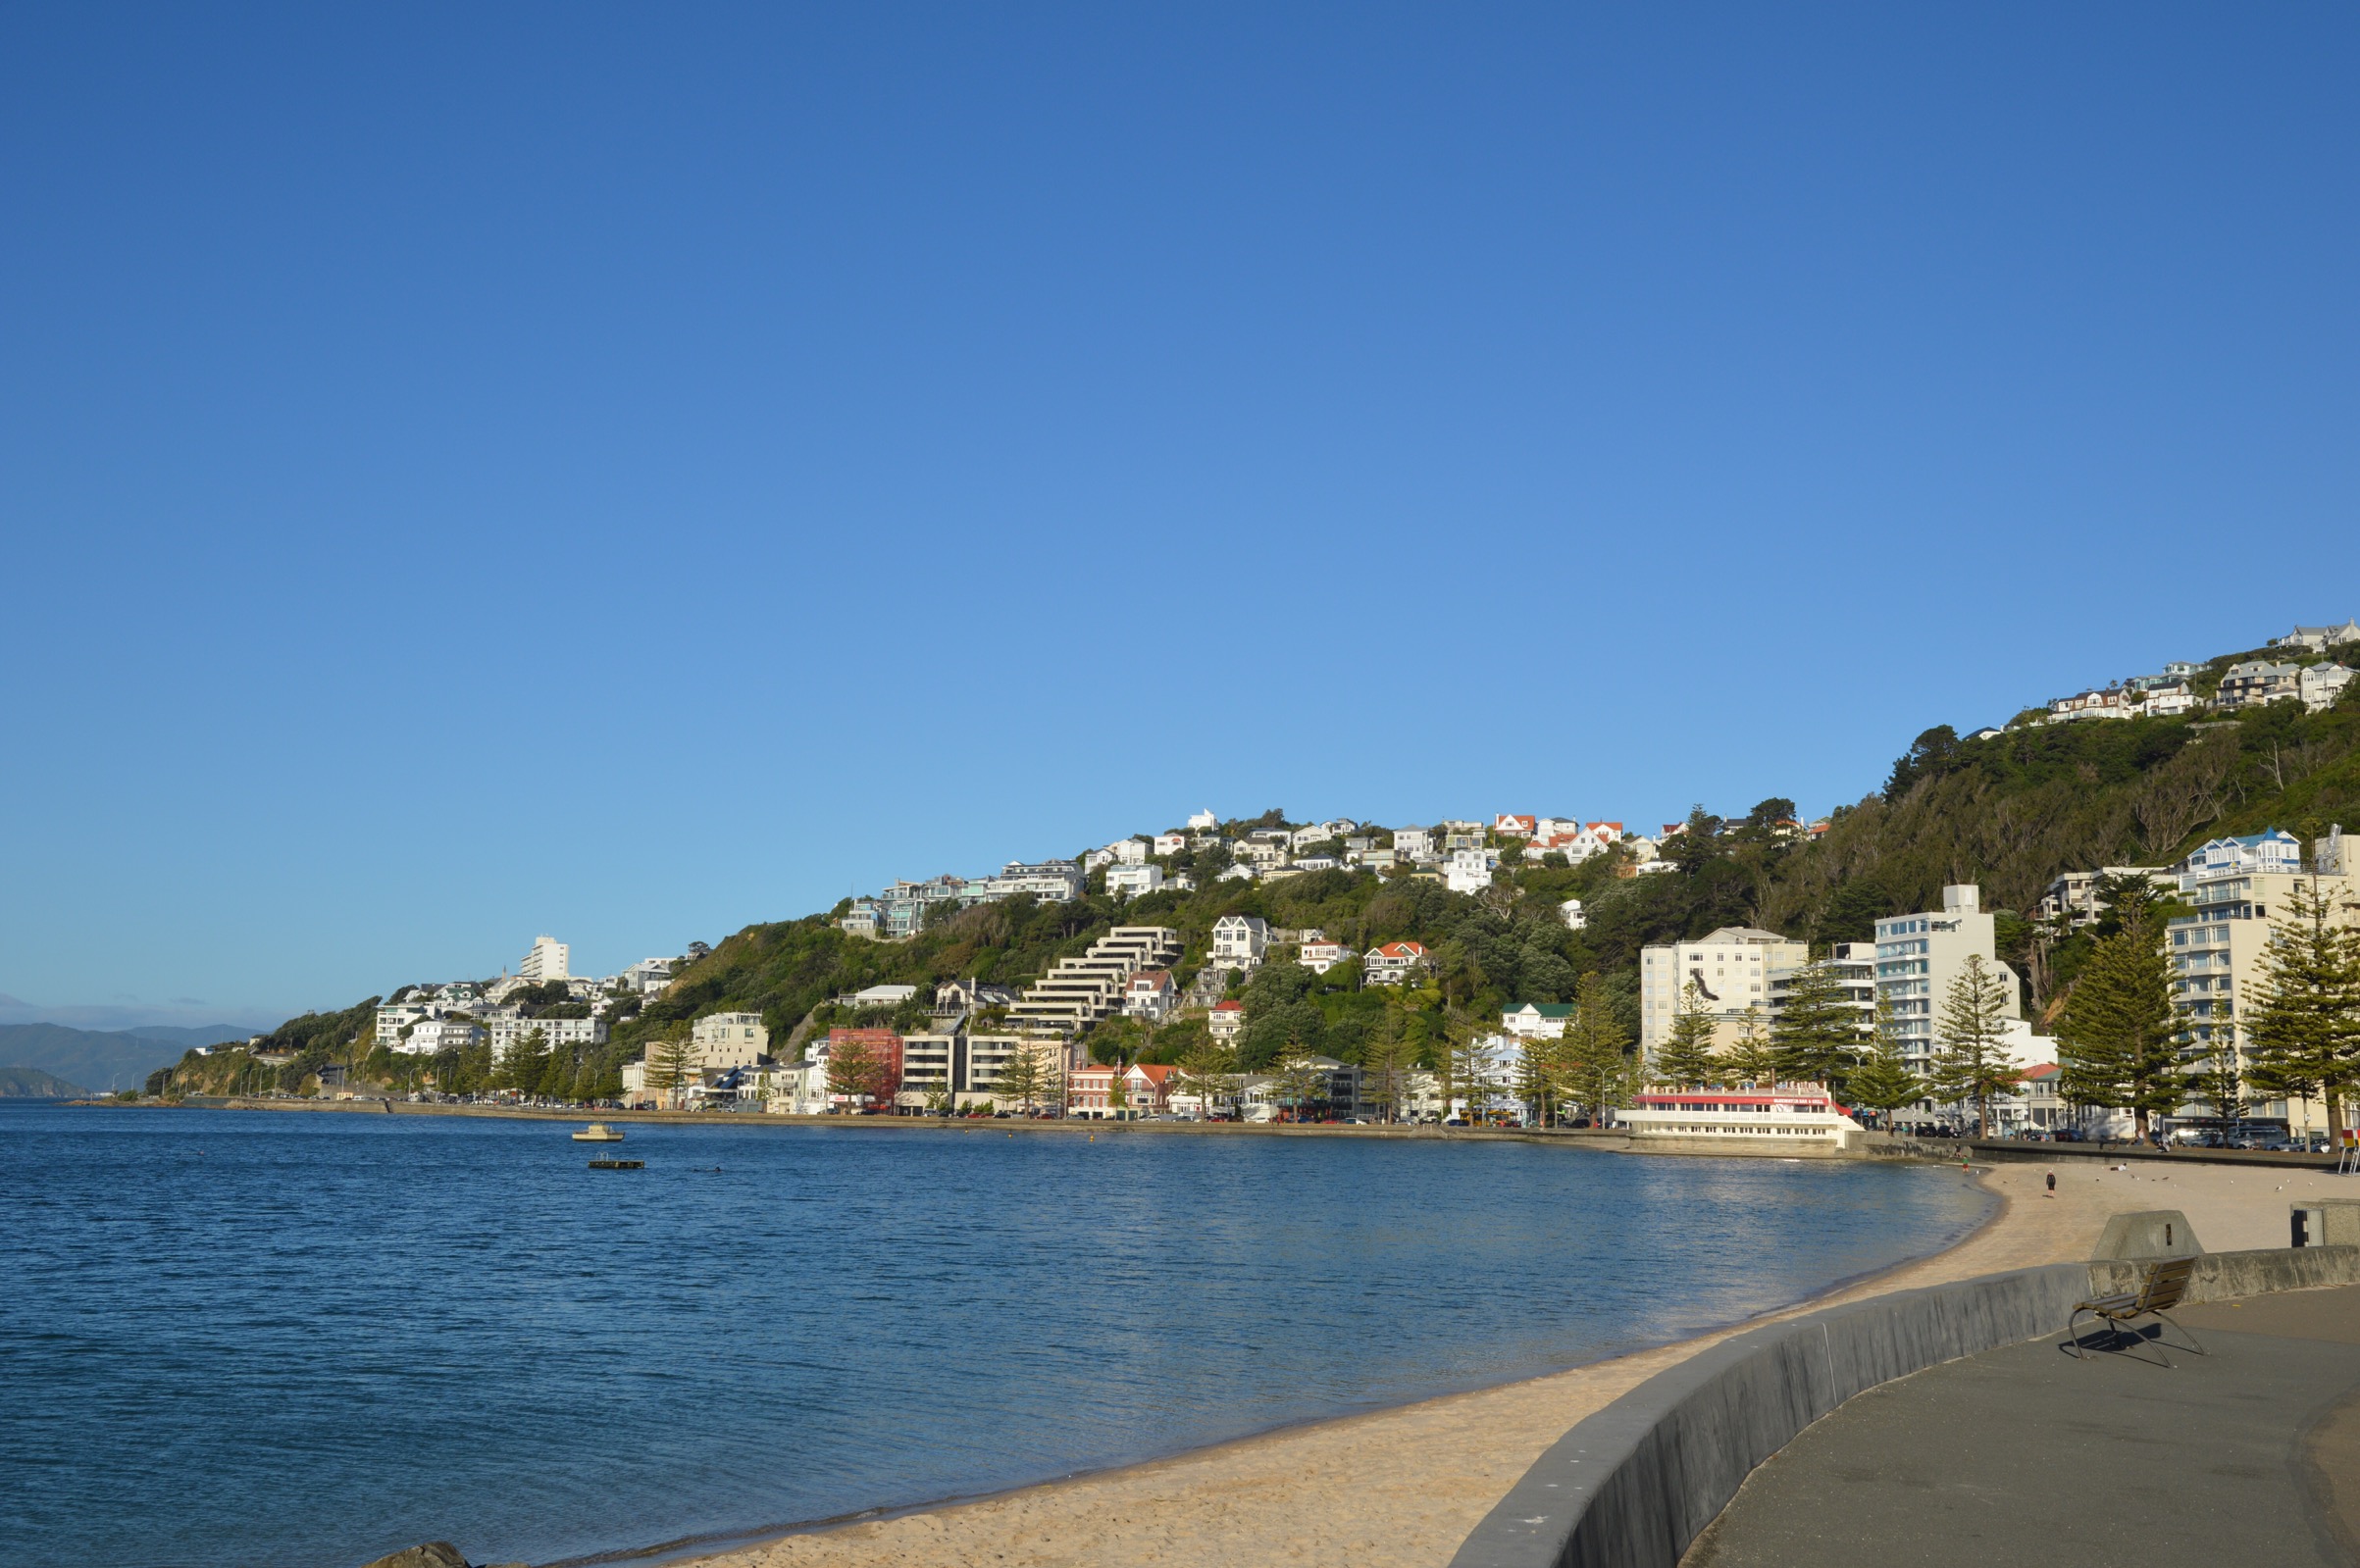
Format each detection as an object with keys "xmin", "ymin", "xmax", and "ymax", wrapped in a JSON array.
[{"xmin": 1683, "ymin": 1284, "xmax": 2360, "ymax": 1567}]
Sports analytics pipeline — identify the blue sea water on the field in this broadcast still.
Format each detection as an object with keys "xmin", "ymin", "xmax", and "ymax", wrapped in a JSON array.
[{"xmin": 0, "ymin": 1105, "xmax": 1988, "ymax": 1568}]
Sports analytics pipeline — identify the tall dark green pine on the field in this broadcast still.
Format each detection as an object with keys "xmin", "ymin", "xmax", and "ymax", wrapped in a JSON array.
[
  {"xmin": 1843, "ymin": 995, "xmax": 1924, "ymax": 1127},
  {"xmin": 1650, "ymin": 983, "xmax": 1723, "ymax": 1090},
  {"xmin": 1926, "ymin": 955, "xmax": 2016, "ymax": 1138},
  {"xmin": 2057, "ymin": 908, "xmax": 2179, "ymax": 1137},
  {"xmin": 2243, "ymin": 875, "xmax": 2360, "ymax": 1137},
  {"xmin": 1770, "ymin": 960, "xmax": 1867, "ymax": 1093}
]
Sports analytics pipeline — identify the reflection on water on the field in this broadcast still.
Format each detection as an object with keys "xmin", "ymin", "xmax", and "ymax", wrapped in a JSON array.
[{"xmin": 0, "ymin": 1107, "xmax": 1986, "ymax": 1568}]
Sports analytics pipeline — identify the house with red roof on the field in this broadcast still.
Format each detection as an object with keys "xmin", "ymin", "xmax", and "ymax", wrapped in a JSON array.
[
  {"xmin": 1363, "ymin": 941, "xmax": 1430, "ymax": 986},
  {"xmin": 1494, "ymin": 814, "xmax": 1537, "ymax": 837},
  {"xmin": 1207, "ymin": 998, "xmax": 1245, "ymax": 1041}
]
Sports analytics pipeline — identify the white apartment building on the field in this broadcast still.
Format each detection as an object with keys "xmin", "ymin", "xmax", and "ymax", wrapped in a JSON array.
[
  {"xmin": 692, "ymin": 1011, "xmax": 769, "ymax": 1070},
  {"xmin": 1003, "ymin": 927, "xmax": 1184, "ymax": 1037},
  {"xmin": 1393, "ymin": 826, "xmax": 1436, "ymax": 862},
  {"xmin": 1445, "ymin": 848, "xmax": 1493, "ymax": 894},
  {"xmin": 1105, "ymin": 863, "xmax": 1165, "ymax": 898},
  {"xmin": 1638, "ymin": 927, "xmax": 1812, "ymax": 1052},
  {"xmin": 1187, "ymin": 808, "xmax": 1218, "ymax": 831},
  {"xmin": 2169, "ymin": 829, "xmax": 2354, "ymax": 1133},
  {"xmin": 1153, "ymin": 833, "xmax": 1188, "ymax": 855},
  {"xmin": 487, "ymin": 1013, "xmax": 609, "ymax": 1059},
  {"xmin": 1872, "ymin": 885, "xmax": 2024, "ymax": 1073},
  {"xmin": 396, "ymin": 1017, "xmax": 484, "ymax": 1056},
  {"xmin": 1561, "ymin": 898, "xmax": 1587, "ymax": 930},
  {"xmin": 1212, "ymin": 915, "xmax": 1269, "ymax": 968},
  {"xmin": 978, "ymin": 860, "xmax": 1087, "ymax": 902},
  {"xmin": 375, "ymin": 1000, "xmax": 438, "ymax": 1047},
  {"xmin": 518, "ymin": 936, "xmax": 570, "ymax": 982}
]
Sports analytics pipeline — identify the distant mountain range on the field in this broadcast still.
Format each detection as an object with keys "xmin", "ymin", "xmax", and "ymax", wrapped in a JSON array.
[
  {"xmin": 0, "ymin": 1064, "xmax": 94, "ymax": 1098},
  {"xmin": 0, "ymin": 1023, "xmax": 254, "ymax": 1094}
]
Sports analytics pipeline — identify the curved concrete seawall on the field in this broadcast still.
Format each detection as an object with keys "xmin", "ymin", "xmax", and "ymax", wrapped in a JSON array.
[{"xmin": 1451, "ymin": 1248, "xmax": 2360, "ymax": 1568}]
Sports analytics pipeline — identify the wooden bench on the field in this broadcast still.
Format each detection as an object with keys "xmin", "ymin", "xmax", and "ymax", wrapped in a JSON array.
[{"xmin": 2069, "ymin": 1255, "xmax": 2206, "ymax": 1367}]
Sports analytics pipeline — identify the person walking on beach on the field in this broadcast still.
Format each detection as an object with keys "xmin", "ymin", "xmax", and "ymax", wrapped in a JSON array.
[{"xmin": 2045, "ymin": 1171, "xmax": 2056, "ymax": 1197}]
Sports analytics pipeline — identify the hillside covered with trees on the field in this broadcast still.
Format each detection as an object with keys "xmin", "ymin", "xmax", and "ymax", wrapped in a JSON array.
[{"xmin": 152, "ymin": 646, "xmax": 2360, "ymax": 1099}]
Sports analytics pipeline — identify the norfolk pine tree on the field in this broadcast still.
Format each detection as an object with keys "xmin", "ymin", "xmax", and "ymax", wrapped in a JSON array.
[
  {"xmin": 992, "ymin": 1037, "xmax": 1048, "ymax": 1113},
  {"xmin": 1927, "ymin": 954, "xmax": 2015, "ymax": 1138},
  {"xmin": 1515, "ymin": 1027, "xmax": 1565, "ymax": 1126},
  {"xmin": 1723, "ymin": 1005, "xmax": 1779, "ymax": 1089},
  {"xmin": 1274, "ymin": 1048, "xmax": 1328, "ymax": 1121},
  {"xmin": 1559, "ymin": 972, "xmax": 1631, "ymax": 1127},
  {"xmin": 1770, "ymin": 960, "xmax": 1867, "ymax": 1093},
  {"xmin": 1173, "ymin": 1037, "xmax": 1238, "ymax": 1121},
  {"xmin": 1651, "ymin": 982, "xmax": 1722, "ymax": 1090},
  {"xmin": 827, "ymin": 1034, "xmax": 885, "ymax": 1109},
  {"xmin": 648, "ymin": 1034, "xmax": 700, "ymax": 1098},
  {"xmin": 1844, "ymin": 994, "xmax": 1924, "ymax": 1129},
  {"xmin": 2243, "ymin": 873, "xmax": 2360, "ymax": 1138},
  {"xmin": 2056, "ymin": 903, "xmax": 2180, "ymax": 1138},
  {"xmin": 1357, "ymin": 1014, "xmax": 1412, "ymax": 1123}
]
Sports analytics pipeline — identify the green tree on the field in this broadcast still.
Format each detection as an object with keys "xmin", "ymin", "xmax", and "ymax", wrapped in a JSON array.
[
  {"xmin": 992, "ymin": 1038, "xmax": 1048, "ymax": 1113},
  {"xmin": 1357, "ymin": 1013, "xmax": 1413, "ymax": 1123},
  {"xmin": 499, "ymin": 1028, "xmax": 550, "ymax": 1095},
  {"xmin": 2183, "ymin": 1038, "xmax": 2243, "ymax": 1127},
  {"xmin": 1650, "ymin": 982, "xmax": 1721, "ymax": 1090},
  {"xmin": 827, "ymin": 1034, "xmax": 886, "ymax": 1109},
  {"xmin": 2056, "ymin": 905, "xmax": 2179, "ymax": 1138},
  {"xmin": 1273, "ymin": 1049, "xmax": 1327, "ymax": 1121},
  {"xmin": 647, "ymin": 1035, "xmax": 701, "ymax": 1101},
  {"xmin": 1173, "ymin": 1037, "xmax": 1238, "ymax": 1121},
  {"xmin": 1722, "ymin": 1006, "xmax": 1778, "ymax": 1088},
  {"xmin": 1560, "ymin": 972, "xmax": 1630, "ymax": 1126},
  {"xmin": 1515, "ymin": 1027, "xmax": 1566, "ymax": 1126},
  {"xmin": 2242, "ymin": 874, "xmax": 2360, "ymax": 1138},
  {"xmin": 1926, "ymin": 954, "xmax": 2015, "ymax": 1138},
  {"xmin": 1843, "ymin": 995, "xmax": 1924, "ymax": 1129},
  {"xmin": 1770, "ymin": 960, "xmax": 1867, "ymax": 1093},
  {"xmin": 1428, "ymin": 1005, "xmax": 1484, "ymax": 1123}
]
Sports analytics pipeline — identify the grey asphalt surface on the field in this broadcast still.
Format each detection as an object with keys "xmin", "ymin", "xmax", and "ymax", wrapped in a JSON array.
[{"xmin": 1682, "ymin": 1285, "xmax": 2360, "ymax": 1567}]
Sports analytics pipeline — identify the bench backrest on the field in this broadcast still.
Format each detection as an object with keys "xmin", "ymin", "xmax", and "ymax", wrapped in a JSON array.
[{"xmin": 2136, "ymin": 1255, "xmax": 2195, "ymax": 1311}]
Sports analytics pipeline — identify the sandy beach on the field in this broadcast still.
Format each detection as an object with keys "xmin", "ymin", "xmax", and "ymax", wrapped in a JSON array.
[{"xmin": 689, "ymin": 1156, "xmax": 2323, "ymax": 1568}]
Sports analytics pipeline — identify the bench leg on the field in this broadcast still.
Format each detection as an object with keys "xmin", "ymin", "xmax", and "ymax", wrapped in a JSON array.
[{"xmin": 2152, "ymin": 1308, "xmax": 2207, "ymax": 1359}]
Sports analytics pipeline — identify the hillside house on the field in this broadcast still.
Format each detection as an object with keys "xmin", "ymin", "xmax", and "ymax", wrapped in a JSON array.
[
  {"xmin": 1122, "ymin": 969, "xmax": 1178, "ymax": 1022},
  {"xmin": 2217, "ymin": 660, "xmax": 2305, "ymax": 711},
  {"xmin": 1299, "ymin": 938, "xmax": 1356, "ymax": 975},
  {"xmin": 1364, "ymin": 941, "xmax": 1430, "ymax": 985},
  {"xmin": 1502, "ymin": 1002, "xmax": 1574, "ymax": 1039},
  {"xmin": 1212, "ymin": 915, "xmax": 1269, "ymax": 967}
]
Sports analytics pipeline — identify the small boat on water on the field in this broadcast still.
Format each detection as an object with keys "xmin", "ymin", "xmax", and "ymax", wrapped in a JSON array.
[
  {"xmin": 588, "ymin": 1157, "xmax": 644, "ymax": 1170},
  {"xmin": 572, "ymin": 1123, "xmax": 626, "ymax": 1142}
]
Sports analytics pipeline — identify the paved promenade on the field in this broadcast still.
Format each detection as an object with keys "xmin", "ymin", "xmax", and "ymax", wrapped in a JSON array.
[{"xmin": 1684, "ymin": 1285, "xmax": 2360, "ymax": 1567}]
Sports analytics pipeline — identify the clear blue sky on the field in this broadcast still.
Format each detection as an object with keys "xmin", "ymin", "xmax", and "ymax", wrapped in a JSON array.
[{"xmin": 3, "ymin": 4, "xmax": 2355, "ymax": 1026}]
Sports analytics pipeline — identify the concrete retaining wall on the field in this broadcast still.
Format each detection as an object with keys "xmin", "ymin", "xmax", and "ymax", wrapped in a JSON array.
[
  {"xmin": 1449, "ymin": 1263, "xmax": 2090, "ymax": 1568},
  {"xmin": 2087, "ymin": 1244, "xmax": 2360, "ymax": 1303},
  {"xmin": 1453, "ymin": 1248, "xmax": 2360, "ymax": 1568}
]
